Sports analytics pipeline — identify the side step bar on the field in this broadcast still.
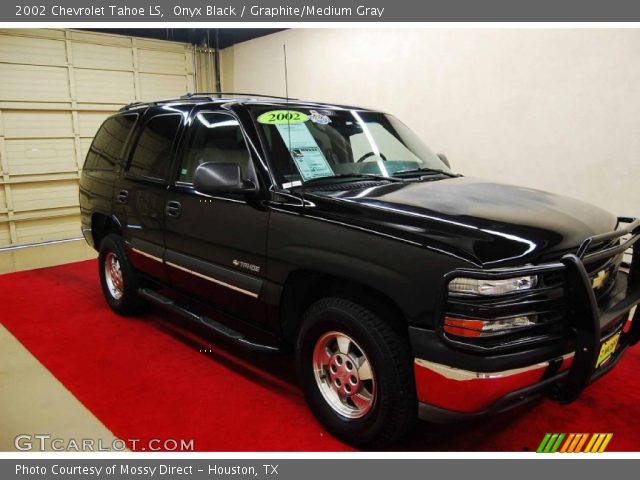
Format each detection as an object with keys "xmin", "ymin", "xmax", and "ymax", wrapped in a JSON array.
[{"xmin": 138, "ymin": 288, "xmax": 281, "ymax": 354}]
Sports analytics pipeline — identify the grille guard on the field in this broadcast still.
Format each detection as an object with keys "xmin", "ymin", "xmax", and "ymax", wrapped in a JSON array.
[{"xmin": 438, "ymin": 217, "xmax": 640, "ymax": 403}]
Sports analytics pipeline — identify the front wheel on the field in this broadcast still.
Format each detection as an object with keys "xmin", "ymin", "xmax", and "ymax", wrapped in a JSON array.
[{"xmin": 296, "ymin": 297, "xmax": 416, "ymax": 448}]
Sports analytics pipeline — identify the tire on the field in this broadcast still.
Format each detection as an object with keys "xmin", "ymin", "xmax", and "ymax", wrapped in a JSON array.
[
  {"xmin": 98, "ymin": 233, "xmax": 147, "ymax": 316},
  {"xmin": 296, "ymin": 297, "xmax": 416, "ymax": 448}
]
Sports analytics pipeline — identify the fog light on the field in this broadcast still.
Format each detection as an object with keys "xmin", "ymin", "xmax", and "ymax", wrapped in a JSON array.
[
  {"xmin": 444, "ymin": 315, "xmax": 537, "ymax": 337},
  {"xmin": 448, "ymin": 275, "xmax": 538, "ymax": 296}
]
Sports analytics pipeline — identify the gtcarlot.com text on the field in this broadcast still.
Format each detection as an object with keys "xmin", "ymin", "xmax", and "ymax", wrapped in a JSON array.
[{"xmin": 14, "ymin": 434, "xmax": 194, "ymax": 451}]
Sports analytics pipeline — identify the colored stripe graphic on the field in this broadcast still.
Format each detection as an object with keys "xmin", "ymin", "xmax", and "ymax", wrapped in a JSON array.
[
  {"xmin": 537, "ymin": 433, "xmax": 613, "ymax": 453},
  {"xmin": 537, "ymin": 433, "xmax": 565, "ymax": 453},
  {"xmin": 536, "ymin": 433, "xmax": 551, "ymax": 453},
  {"xmin": 574, "ymin": 433, "xmax": 589, "ymax": 452}
]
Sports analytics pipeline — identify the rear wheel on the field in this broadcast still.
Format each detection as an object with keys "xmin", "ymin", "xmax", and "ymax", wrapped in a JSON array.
[
  {"xmin": 297, "ymin": 297, "xmax": 416, "ymax": 448},
  {"xmin": 98, "ymin": 234, "xmax": 146, "ymax": 315}
]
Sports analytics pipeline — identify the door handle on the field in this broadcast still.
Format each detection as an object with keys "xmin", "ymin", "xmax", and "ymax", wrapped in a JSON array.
[
  {"xmin": 117, "ymin": 190, "xmax": 129, "ymax": 204},
  {"xmin": 165, "ymin": 200, "xmax": 182, "ymax": 218}
]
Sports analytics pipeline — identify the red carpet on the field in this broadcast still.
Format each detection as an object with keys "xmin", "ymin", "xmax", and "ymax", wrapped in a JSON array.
[{"xmin": 1, "ymin": 260, "xmax": 640, "ymax": 451}]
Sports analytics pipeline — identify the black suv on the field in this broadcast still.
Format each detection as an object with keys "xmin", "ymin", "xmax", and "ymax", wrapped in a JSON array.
[{"xmin": 80, "ymin": 93, "xmax": 640, "ymax": 447}]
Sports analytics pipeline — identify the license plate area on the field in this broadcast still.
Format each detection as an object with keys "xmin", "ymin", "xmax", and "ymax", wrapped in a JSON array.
[{"xmin": 596, "ymin": 330, "xmax": 622, "ymax": 369}]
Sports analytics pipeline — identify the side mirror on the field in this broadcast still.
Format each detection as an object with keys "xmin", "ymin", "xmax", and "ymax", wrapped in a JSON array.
[
  {"xmin": 437, "ymin": 153, "xmax": 451, "ymax": 168},
  {"xmin": 193, "ymin": 162, "xmax": 257, "ymax": 195}
]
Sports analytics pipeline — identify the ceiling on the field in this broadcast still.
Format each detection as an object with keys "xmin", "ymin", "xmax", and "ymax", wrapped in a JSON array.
[{"xmin": 83, "ymin": 29, "xmax": 286, "ymax": 49}]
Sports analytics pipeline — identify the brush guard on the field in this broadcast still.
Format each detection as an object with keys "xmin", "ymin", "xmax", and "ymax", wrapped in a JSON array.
[
  {"xmin": 553, "ymin": 217, "xmax": 640, "ymax": 402},
  {"xmin": 438, "ymin": 217, "xmax": 640, "ymax": 404}
]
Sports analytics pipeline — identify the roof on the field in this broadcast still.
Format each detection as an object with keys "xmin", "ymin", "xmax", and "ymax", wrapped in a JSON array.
[{"xmin": 119, "ymin": 92, "xmax": 368, "ymax": 112}]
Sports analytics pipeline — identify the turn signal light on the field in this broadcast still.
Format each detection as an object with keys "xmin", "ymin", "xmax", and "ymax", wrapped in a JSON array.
[{"xmin": 444, "ymin": 315, "xmax": 537, "ymax": 337}]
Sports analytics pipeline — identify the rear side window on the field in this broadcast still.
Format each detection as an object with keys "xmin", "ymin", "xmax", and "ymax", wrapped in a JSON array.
[
  {"xmin": 127, "ymin": 114, "xmax": 182, "ymax": 180},
  {"xmin": 84, "ymin": 114, "xmax": 137, "ymax": 171}
]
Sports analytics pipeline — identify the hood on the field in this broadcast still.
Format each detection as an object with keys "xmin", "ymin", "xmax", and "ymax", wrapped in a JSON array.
[{"xmin": 302, "ymin": 176, "xmax": 618, "ymax": 267}]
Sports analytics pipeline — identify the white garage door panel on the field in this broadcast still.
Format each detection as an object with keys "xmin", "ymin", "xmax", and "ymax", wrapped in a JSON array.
[
  {"xmin": 11, "ymin": 181, "xmax": 78, "ymax": 212},
  {"xmin": 0, "ymin": 224, "xmax": 10, "ymax": 247},
  {"xmin": 79, "ymin": 138, "xmax": 93, "ymax": 163},
  {"xmin": 139, "ymin": 73, "xmax": 188, "ymax": 101},
  {"xmin": 0, "ymin": 29, "xmax": 66, "ymax": 40},
  {"xmin": 0, "ymin": 64, "xmax": 70, "ymax": 101},
  {"xmin": 138, "ymin": 49, "xmax": 186, "ymax": 74},
  {"xmin": 3, "ymin": 111, "xmax": 74, "ymax": 138},
  {"xmin": 15, "ymin": 216, "xmax": 81, "ymax": 244},
  {"xmin": 0, "ymin": 29, "xmax": 198, "ymax": 250},
  {"xmin": 78, "ymin": 112, "xmax": 111, "ymax": 137},
  {"xmin": 72, "ymin": 43, "xmax": 133, "ymax": 71},
  {"xmin": 5, "ymin": 138, "xmax": 77, "ymax": 175},
  {"xmin": 75, "ymin": 69, "xmax": 136, "ymax": 103},
  {"xmin": 0, "ymin": 35, "xmax": 66, "ymax": 66}
]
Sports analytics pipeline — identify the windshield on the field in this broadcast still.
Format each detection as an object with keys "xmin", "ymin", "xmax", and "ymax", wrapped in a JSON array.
[{"xmin": 251, "ymin": 106, "xmax": 452, "ymax": 187}]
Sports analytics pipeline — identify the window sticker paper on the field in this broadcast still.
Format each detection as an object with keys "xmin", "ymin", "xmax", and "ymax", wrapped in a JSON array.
[{"xmin": 275, "ymin": 123, "xmax": 334, "ymax": 181}]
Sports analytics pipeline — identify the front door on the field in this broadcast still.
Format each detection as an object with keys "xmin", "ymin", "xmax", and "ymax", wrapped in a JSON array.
[{"xmin": 163, "ymin": 110, "xmax": 269, "ymax": 326}]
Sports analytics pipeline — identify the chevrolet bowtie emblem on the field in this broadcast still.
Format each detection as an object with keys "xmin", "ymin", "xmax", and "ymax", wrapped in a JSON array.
[{"xmin": 592, "ymin": 269, "xmax": 609, "ymax": 290}]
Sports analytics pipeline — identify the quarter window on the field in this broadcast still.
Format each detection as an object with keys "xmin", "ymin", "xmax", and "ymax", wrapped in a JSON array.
[
  {"xmin": 177, "ymin": 111, "xmax": 251, "ymax": 184},
  {"xmin": 84, "ymin": 114, "xmax": 137, "ymax": 171},
  {"xmin": 127, "ymin": 114, "xmax": 182, "ymax": 180}
]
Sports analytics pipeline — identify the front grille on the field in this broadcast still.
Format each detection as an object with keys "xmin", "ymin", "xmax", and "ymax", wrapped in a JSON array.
[
  {"xmin": 540, "ymin": 237, "xmax": 623, "ymax": 302},
  {"xmin": 582, "ymin": 238, "xmax": 624, "ymax": 302}
]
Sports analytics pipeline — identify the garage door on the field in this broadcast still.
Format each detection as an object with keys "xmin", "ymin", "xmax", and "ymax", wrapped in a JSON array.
[{"xmin": 0, "ymin": 29, "xmax": 197, "ymax": 257}]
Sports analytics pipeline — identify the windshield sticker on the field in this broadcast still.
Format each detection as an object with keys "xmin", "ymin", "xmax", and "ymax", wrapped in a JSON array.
[
  {"xmin": 275, "ymin": 123, "xmax": 334, "ymax": 181},
  {"xmin": 257, "ymin": 110, "xmax": 309, "ymax": 125},
  {"xmin": 282, "ymin": 180, "xmax": 303, "ymax": 189},
  {"xmin": 309, "ymin": 110, "xmax": 332, "ymax": 125}
]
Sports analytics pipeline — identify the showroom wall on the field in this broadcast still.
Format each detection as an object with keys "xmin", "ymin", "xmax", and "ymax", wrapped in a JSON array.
[
  {"xmin": 223, "ymin": 28, "xmax": 640, "ymax": 218},
  {"xmin": 0, "ymin": 29, "xmax": 216, "ymax": 273}
]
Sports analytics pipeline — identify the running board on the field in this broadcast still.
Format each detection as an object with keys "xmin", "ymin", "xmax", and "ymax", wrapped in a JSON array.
[{"xmin": 138, "ymin": 288, "xmax": 281, "ymax": 354}]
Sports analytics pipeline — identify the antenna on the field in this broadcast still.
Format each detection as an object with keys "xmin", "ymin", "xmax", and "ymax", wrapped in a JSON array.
[
  {"xmin": 283, "ymin": 44, "xmax": 290, "ymax": 103},
  {"xmin": 283, "ymin": 44, "xmax": 293, "ymax": 162}
]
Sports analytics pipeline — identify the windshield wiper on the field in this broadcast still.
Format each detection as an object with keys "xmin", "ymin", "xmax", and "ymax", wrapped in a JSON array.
[
  {"xmin": 301, "ymin": 173, "xmax": 404, "ymax": 186},
  {"xmin": 393, "ymin": 167, "xmax": 460, "ymax": 178}
]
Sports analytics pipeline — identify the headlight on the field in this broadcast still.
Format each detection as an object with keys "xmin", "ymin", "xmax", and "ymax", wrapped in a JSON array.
[{"xmin": 448, "ymin": 275, "xmax": 538, "ymax": 296}]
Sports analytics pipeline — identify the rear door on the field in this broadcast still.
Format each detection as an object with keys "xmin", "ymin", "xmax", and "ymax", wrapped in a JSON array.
[
  {"xmin": 113, "ymin": 108, "xmax": 185, "ymax": 282},
  {"xmin": 80, "ymin": 113, "xmax": 138, "ymax": 245},
  {"xmin": 163, "ymin": 109, "xmax": 269, "ymax": 326}
]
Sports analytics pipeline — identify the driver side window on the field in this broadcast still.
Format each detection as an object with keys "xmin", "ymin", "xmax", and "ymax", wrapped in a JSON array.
[{"xmin": 178, "ymin": 111, "xmax": 252, "ymax": 185}]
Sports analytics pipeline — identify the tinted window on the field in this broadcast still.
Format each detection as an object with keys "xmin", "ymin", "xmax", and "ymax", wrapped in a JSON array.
[
  {"xmin": 178, "ymin": 112, "xmax": 251, "ymax": 184},
  {"xmin": 250, "ymin": 107, "xmax": 448, "ymax": 186},
  {"xmin": 84, "ymin": 114, "xmax": 137, "ymax": 171},
  {"xmin": 127, "ymin": 114, "xmax": 181, "ymax": 180}
]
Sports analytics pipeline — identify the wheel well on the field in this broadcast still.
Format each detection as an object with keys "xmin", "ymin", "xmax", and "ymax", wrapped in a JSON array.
[
  {"xmin": 91, "ymin": 213, "xmax": 121, "ymax": 249},
  {"xmin": 280, "ymin": 270, "xmax": 409, "ymax": 345}
]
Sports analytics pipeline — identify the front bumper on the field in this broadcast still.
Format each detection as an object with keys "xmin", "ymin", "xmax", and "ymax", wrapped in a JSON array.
[
  {"xmin": 412, "ymin": 217, "xmax": 640, "ymax": 420},
  {"xmin": 414, "ymin": 352, "xmax": 575, "ymax": 420}
]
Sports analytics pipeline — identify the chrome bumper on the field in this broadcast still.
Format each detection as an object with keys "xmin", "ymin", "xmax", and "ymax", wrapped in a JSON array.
[{"xmin": 414, "ymin": 353, "xmax": 574, "ymax": 419}]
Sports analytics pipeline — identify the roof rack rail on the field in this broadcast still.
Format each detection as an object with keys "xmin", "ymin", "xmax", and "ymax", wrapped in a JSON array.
[
  {"xmin": 119, "ymin": 101, "xmax": 149, "ymax": 111},
  {"xmin": 180, "ymin": 92, "xmax": 297, "ymax": 101},
  {"xmin": 118, "ymin": 92, "xmax": 298, "ymax": 112}
]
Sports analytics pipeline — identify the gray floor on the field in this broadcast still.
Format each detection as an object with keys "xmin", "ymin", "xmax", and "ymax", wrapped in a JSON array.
[{"xmin": 0, "ymin": 324, "xmax": 119, "ymax": 451}]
